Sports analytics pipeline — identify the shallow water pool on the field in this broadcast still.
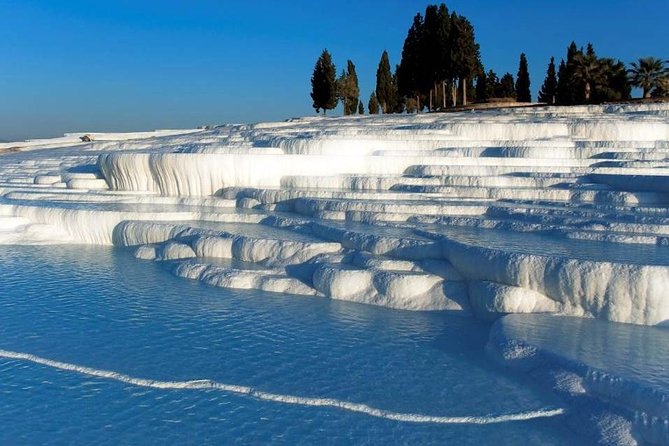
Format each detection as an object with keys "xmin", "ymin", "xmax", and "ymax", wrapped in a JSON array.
[{"xmin": 0, "ymin": 246, "xmax": 584, "ymax": 445}]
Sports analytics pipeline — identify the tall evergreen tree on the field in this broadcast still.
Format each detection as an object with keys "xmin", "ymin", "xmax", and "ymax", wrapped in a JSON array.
[
  {"xmin": 556, "ymin": 59, "xmax": 570, "ymax": 105},
  {"xmin": 475, "ymin": 73, "xmax": 487, "ymax": 102},
  {"xmin": 336, "ymin": 69, "xmax": 347, "ymax": 113},
  {"xmin": 358, "ymin": 100, "xmax": 364, "ymax": 115},
  {"xmin": 449, "ymin": 13, "xmax": 480, "ymax": 105},
  {"xmin": 486, "ymin": 70, "xmax": 499, "ymax": 98},
  {"xmin": 435, "ymin": 4, "xmax": 452, "ymax": 108},
  {"xmin": 337, "ymin": 60, "xmax": 360, "ymax": 115},
  {"xmin": 538, "ymin": 57, "xmax": 558, "ymax": 104},
  {"xmin": 498, "ymin": 73, "xmax": 516, "ymax": 98},
  {"xmin": 397, "ymin": 13, "xmax": 425, "ymax": 111},
  {"xmin": 368, "ymin": 92, "xmax": 380, "ymax": 114},
  {"xmin": 556, "ymin": 42, "xmax": 581, "ymax": 105},
  {"xmin": 391, "ymin": 67, "xmax": 404, "ymax": 113},
  {"xmin": 516, "ymin": 53, "xmax": 531, "ymax": 102},
  {"xmin": 310, "ymin": 49, "xmax": 337, "ymax": 115},
  {"xmin": 376, "ymin": 50, "xmax": 395, "ymax": 113},
  {"xmin": 422, "ymin": 5, "xmax": 441, "ymax": 110}
]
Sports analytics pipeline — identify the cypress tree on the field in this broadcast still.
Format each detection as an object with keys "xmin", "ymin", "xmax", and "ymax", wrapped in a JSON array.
[
  {"xmin": 447, "ymin": 11, "xmax": 461, "ymax": 105},
  {"xmin": 556, "ymin": 59, "xmax": 569, "ymax": 105},
  {"xmin": 391, "ymin": 67, "xmax": 403, "ymax": 113},
  {"xmin": 475, "ymin": 73, "xmax": 487, "ymax": 102},
  {"xmin": 368, "ymin": 92, "xmax": 380, "ymax": 114},
  {"xmin": 499, "ymin": 73, "xmax": 516, "ymax": 98},
  {"xmin": 516, "ymin": 53, "xmax": 531, "ymax": 102},
  {"xmin": 422, "ymin": 5, "xmax": 440, "ymax": 110},
  {"xmin": 556, "ymin": 42, "xmax": 581, "ymax": 105},
  {"xmin": 486, "ymin": 70, "xmax": 499, "ymax": 97},
  {"xmin": 337, "ymin": 60, "xmax": 360, "ymax": 115},
  {"xmin": 358, "ymin": 100, "xmax": 364, "ymax": 115},
  {"xmin": 347, "ymin": 61, "xmax": 360, "ymax": 115},
  {"xmin": 376, "ymin": 50, "xmax": 395, "ymax": 113},
  {"xmin": 449, "ymin": 13, "xmax": 480, "ymax": 105},
  {"xmin": 336, "ymin": 69, "xmax": 347, "ymax": 114},
  {"xmin": 397, "ymin": 13, "xmax": 425, "ymax": 111},
  {"xmin": 310, "ymin": 49, "xmax": 337, "ymax": 115},
  {"xmin": 538, "ymin": 57, "xmax": 558, "ymax": 104},
  {"xmin": 436, "ymin": 4, "xmax": 452, "ymax": 109}
]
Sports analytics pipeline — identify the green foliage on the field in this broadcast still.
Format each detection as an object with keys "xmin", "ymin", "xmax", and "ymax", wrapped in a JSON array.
[
  {"xmin": 593, "ymin": 58, "xmax": 631, "ymax": 102},
  {"xmin": 397, "ymin": 3, "xmax": 480, "ymax": 108},
  {"xmin": 485, "ymin": 70, "xmax": 499, "ymax": 97},
  {"xmin": 555, "ymin": 42, "xmax": 635, "ymax": 105},
  {"xmin": 391, "ymin": 67, "xmax": 404, "ymax": 113},
  {"xmin": 556, "ymin": 42, "xmax": 580, "ymax": 105},
  {"xmin": 310, "ymin": 49, "xmax": 338, "ymax": 115},
  {"xmin": 651, "ymin": 77, "xmax": 669, "ymax": 98},
  {"xmin": 538, "ymin": 57, "xmax": 558, "ymax": 104},
  {"xmin": 397, "ymin": 13, "xmax": 425, "ymax": 101},
  {"xmin": 475, "ymin": 73, "xmax": 487, "ymax": 102},
  {"xmin": 498, "ymin": 73, "xmax": 516, "ymax": 98},
  {"xmin": 368, "ymin": 92, "xmax": 380, "ymax": 114},
  {"xmin": 337, "ymin": 60, "xmax": 361, "ymax": 115},
  {"xmin": 628, "ymin": 57, "xmax": 669, "ymax": 98},
  {"xmin": 515, "ymin": 53, "xmax": 531, "ymax": 102},
  {"xmin": 376, "ymin": 50, "xmax": 396, "ymax": 113},
  {"xmin": 571, "ymin": 50, "xmax": 605, "ymax": 102},
  {"xmin": 358, "ymin": 100, "xmax": 364, "ymax": 114}
]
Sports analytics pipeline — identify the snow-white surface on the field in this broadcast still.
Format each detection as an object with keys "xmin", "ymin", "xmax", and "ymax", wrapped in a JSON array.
[{"xmin": 1, "ymin": 105, "xmax": 669, "ymax": 323}]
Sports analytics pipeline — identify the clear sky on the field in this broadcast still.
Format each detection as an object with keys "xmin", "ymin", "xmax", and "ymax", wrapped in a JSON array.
[{"xmin": 0, "ymin": 0, "xmax": 667, "ymax": 141}]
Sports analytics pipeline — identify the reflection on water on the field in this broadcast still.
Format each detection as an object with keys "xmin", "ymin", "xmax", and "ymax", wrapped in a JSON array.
[
  {"xmin": 0, "ymin": 246, "xmax": 585, "ymax": 445},
  {"xmin": 500, "ymin": 314, "xmax": 669, "ymax": 390}
]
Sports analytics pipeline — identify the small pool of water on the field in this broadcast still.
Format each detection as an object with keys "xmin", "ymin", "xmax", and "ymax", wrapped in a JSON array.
[
  {"xmin": 0, "ymin": 246, "xmax": 585, "ymax": 445},
  {"xmin": 498, "ymin": 314, "xmax": 669, "ymax": 392},
  {"xmin": 426, "ymin": 224, "xmax": 669, "ymax": 265}
]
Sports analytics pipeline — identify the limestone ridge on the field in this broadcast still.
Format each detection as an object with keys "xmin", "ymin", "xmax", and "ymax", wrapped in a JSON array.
[{"xmin": 1, "ymin": 104, "xmax": 669, "ymax": 325}]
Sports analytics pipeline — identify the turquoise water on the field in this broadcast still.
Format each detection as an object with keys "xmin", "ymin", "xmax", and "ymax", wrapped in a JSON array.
[{"xmin": 0, "ymin": 246, "xmax": 584, "ymax": 445}]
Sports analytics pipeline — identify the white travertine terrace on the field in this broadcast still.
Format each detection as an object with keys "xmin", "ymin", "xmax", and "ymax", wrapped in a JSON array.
[{"xmin": 2, "ymin": 104, "xmax": 669, "ymax": 325}]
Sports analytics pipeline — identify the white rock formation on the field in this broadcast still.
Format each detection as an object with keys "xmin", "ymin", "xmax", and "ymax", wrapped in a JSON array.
[{"xmin": 1, "ymin": 105, "xmax": 669, "ymax": 322}]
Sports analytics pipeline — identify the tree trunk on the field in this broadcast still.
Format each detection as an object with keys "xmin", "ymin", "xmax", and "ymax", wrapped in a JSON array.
[
  {"xmin": 442, "ymin": 81, "xmax": 446, "ymax": 109},
  {"xmin": 643, "ymin": 88, "xmax": 651, "ymax": 99},
  {"xmin": 429, "ymin": 89, "xmax": 433, "ymax": 111},
  {"xmin": 462, "ymin": 77, "xmax": 468, "ymax": 106},
  {"xmin": 585, "ymin": 82, "xmax": 591, "ymax": 102},
  {"xmin": 451, "ymin": 82, "xmax": 457, "ymax": 107},
  {"xmin": 416, "ymin": 95, "xmax": 420, "ymax": 113}
]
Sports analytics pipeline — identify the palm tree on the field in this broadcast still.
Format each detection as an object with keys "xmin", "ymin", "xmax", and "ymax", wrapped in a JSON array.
[
  {"xmin": 652, "ymin": 77, "xmax": 669, "ymax": 98},
  {"xmin": 628, "ymin": 57, "xmax": 669, "ymax": 98},
  {"xmin": 571, "ymin": 52, "xmax": 606, "ymax": 102}
]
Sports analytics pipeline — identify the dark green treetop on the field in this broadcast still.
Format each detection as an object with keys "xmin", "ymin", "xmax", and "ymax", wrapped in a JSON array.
[
  {"xmin": 376, "ymin": 50, "xmax": 395, "ymax": 113},
  {"xmin": 538, "ymin": 57, "xmax": 558, "ymax": 104},
  {"xmin": 310, "ymin": 49, "xmax": 338, "ymax": 115},
  {"xmin": 516, "ymin": 53, "xmax": 531, "ymax": 102},
  {"xmin": 368, "ymin": 92, "xmax": 380, "ymax": 114}
]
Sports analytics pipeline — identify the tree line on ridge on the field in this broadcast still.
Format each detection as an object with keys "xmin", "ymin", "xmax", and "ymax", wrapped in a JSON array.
[{"xmin": 311, "ymin": 3, "xmax": 669, "ymax": 115}]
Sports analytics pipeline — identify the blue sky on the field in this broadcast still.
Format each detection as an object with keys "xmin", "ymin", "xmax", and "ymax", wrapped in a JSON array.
[{"xmin": 0, "ymin": 0, "xmax": 667, "ymax": 140}]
